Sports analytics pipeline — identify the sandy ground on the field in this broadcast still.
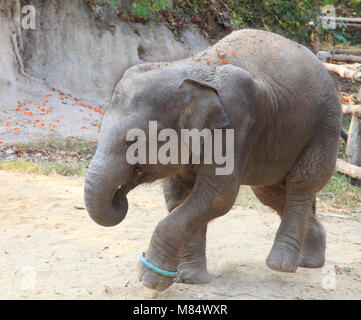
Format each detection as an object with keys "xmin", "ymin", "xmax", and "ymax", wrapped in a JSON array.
[{"xmin": 0, "ymin": 170, "xmax": 360, "ymax": 300}]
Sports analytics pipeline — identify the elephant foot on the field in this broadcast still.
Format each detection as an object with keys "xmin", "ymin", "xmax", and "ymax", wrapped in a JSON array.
[
  {"xmin": 298, "ymin": 216, "xmax": 326, "ymax": 268},
  {"xmin": 176, "ymin": 267, "xmax": 211, "ymax": 284},
  {"xmin": 266, "ymin": 242, "xmax": 299, "ymax": 273},
  {"xmin": 137, "ymin": 260, "xmax": 175, "ymax": 292},
  {"xmin": 297, "ymin": 249, "xmax": 325, "ymax": 268}
]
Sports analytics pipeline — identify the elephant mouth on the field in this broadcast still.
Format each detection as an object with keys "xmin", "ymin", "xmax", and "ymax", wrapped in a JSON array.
[
  {"xmin": 120, "ymin": 184, "xmax": 126, "ymax": 194},
  {"xmin": 118, "ymin": 183, "xmax": 133, "ymax": 196}
]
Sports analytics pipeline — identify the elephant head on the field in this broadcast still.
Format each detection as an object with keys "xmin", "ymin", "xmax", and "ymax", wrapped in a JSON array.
[{"xmin": 84, "ymin": 63, "xmax": 255, "ymax": 227}]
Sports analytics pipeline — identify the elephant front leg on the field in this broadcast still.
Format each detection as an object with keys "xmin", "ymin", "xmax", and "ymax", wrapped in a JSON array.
[
  {"xmin": 176, "ymin": 225, "xmax": 211, "ymax": 284},
  {"xmin": 163, "ymin": 177, "xmax": 210, "ymax": 284},
  {"xmin": 138, "ymin": 174, "xmax": 239, "ymax": 291}
]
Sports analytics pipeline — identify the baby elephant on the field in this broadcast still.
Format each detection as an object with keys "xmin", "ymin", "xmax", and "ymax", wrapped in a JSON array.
[{"xmin": 84, "ymin": 29, "xmax": 342, "ymax": 291}]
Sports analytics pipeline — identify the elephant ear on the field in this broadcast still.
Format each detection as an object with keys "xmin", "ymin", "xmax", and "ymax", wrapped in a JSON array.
[{"xmin": 178, "ymin": 79, "xmax": 229, "ymax": 131}]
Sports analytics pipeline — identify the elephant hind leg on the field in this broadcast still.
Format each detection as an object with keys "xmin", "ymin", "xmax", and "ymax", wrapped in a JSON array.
[
  {"xmin": 251, "ymin": 184, "xmax": 326, "ymax": 270},
  {"xmin": 251, "ymin": 183, "xmax": 286, "ymax": 217},
  {"xmin": 280, "ymin": 102, "xmax": 339, "ymax": 271},
  {"xmin": 297, "ymin": 203, "xmax": 326, "ymax": 268}
]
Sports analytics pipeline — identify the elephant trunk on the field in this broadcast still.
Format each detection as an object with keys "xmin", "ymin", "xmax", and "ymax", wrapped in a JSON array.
[{"xmin": 84, "ymin": 154, "xmax": 129, "ymax": 227}]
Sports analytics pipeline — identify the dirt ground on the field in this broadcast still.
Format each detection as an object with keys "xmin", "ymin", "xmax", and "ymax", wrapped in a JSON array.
[
  {"xmin": 0, "ymin": 170, "xmax": 360, "ymax": 300},
  {"xmin": 0, "ymin": 87, "xmax": 103, "ymax": 145}
]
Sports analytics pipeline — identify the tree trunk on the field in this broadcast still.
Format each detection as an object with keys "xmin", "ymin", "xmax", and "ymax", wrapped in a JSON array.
[{"xmin": 346, "ymin": 116, "xmax": 361, "ymax": 167}]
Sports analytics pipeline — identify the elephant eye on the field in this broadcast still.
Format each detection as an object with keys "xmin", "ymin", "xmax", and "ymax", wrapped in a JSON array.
[{"xmin": 134, "ymin": 165, "xmax": 143, "ymax": 177}]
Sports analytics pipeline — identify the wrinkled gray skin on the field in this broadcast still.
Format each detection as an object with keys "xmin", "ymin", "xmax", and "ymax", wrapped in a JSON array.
[{"xmin": 84, "ymin": 29, "xmax": 341, "ymax": 291}]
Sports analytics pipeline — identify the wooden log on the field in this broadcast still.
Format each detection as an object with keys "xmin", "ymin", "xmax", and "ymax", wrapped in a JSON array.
[
  {"xmin": 341, "ymin": 23, "xmax": 361, "ymax": 30},
  {"xmin": 336, "ymin": 159, "xmax": 361, "ymax": 180},
  {"xmin": 322, "ymin": 62, "xmax": 361, "ymax": 82},
  {"xmin": 342, "ymin": 104, "xmax": 361, "ymax": 119},
  {"xmin": 319, "ymin": 16, "xmax": 361, "ymax": 23},
  {"xmin": 318, "ymin": 51, "xmax": 361, "ymax": 64},
  {"xmin": 342, "ymin": 63, "xmax": 361, "ymax": 71},
  {"xmin": 330, "ymin": 49, "xmax": 361, "ymax": 55},
  {"xmin": 346, "ymin": 116, "xmax": 361, "ymax": 166},
  {"xmin": 333, "ymin": 17, "xmax": 361, "ymax": 23},
  {"xmin": 330, "ymin": 54, "xmax": 361, "ymax": 64}
]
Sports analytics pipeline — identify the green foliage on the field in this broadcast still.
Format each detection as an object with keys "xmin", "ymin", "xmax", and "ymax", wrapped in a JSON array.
[
  {"xmin": 125, "ymin": 0, "xmax": 321, "ymax": 44},
  {"xmin": 90, "ymin": 0, "xmax": 360, "ymax": 45},
  {"xmin": 110, "ymin": 0, "xmax": 121, "ymax": 6},
  {"xmin": 0, "ymin": 159, "xmax": 88, "ymax": 177},
  {"xmin": 317, "ymin": 0, "xmax": 361, "ymax": 46},
  {"xmin": 131, "ymin": 0, "xmax": 173, "ymax": 20},
  {"xmin": 319, "ymin": 172, "xmax": 361, "ymax": 211},
  {"xmin": 226, "ymin": 0, "xmax": 317, "ymax": 44}
]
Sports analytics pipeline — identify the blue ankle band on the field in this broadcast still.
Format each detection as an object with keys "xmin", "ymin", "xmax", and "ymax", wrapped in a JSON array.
[{"xmin": 140, "ymin": 252, "xmax": 178, "ymax": 278}]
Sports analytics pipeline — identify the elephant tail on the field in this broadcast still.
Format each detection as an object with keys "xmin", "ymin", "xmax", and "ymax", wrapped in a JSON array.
[{"xmin": 340, "ymin": 127, "xmax": 348, "ymax": 143}]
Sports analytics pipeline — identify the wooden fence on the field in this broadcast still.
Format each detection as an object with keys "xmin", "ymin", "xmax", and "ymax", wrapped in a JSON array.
[{"xmin": 319, "ymin": 50, "xmax": 361, "ymax": 180}]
